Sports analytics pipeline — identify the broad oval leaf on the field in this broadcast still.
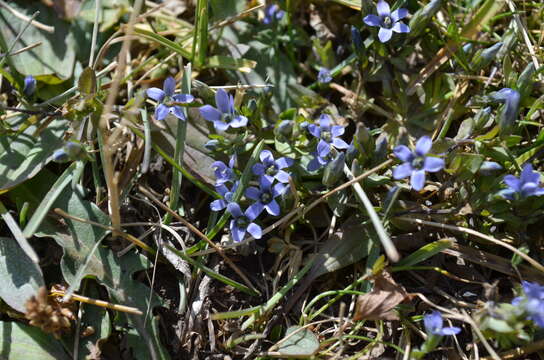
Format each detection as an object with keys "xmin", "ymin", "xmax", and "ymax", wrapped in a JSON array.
[
  {"xmin": 0, "ymin": 321, "xmax": 69, "ymax": 360},
  {"xmin": 276, "ymin": 326, "xmax": 319, "ymax": 357}
]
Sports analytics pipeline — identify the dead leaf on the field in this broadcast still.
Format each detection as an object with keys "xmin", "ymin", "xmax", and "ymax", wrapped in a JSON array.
[{"xmin": 353, "ymin": 270, "xmax": 411, "ymax": 321}]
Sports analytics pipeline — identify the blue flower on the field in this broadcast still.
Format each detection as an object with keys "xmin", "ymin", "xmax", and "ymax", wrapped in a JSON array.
[
  {"xmin": 212, "ymin": 156, "xmax": 236, "ymax": 186},
  {"xmin": 146, "ymin": 76, "xmax": 194, "ymax": 121},
  {"xmin": 200, "ymin": 89, "xmax": 248, "ymax": 132},
  {"xmin": 393, "ymin": 136, "xmax": 444, "ymax": 191},
  {"xmin": 424, "ymin": 311, "xmax": 461, "ymax": 336},
  {"xmin": 23, "ymin": 75, "xmax": 36, "ymax": 96},
  {"xmin": 245, "ymin": 176, "xmax": 288, "ymax": 217},
  {"xmin": 210, "ymin": 181, "xmax": 239, "ymax": 211},
  {"xmin": 263, "ymin": 4, "xmax": 285, "ymax": 24},
  {"xmin": 499, "ymin": 164, "xmax": 544, "ymax": 200},
  {"xmin": 308, "ymin": 114, "xmax": 349, "ymax": 158},
  {"xmin": 306, "ymin": 114, "xmax": 348, "ymax": 172},
  {"xmin": 512, "ymin": 281, "xmax": 544, "ymax": 328},
  {"xmin": 364, "ymin": 0, "xmax": 410, "ymax": 43},
  {"xmin": 227, "ymin": 203, "xmax": 262, "ymax": 242},
  {"xmin": 252, "ymin": 150, "xmax": 294, "ymax": 184},
  {"xmin": 318, "ymin": 68, "xmax": 332, "ymax": 84},
  {"xmin": 489, "ymin": 88, "xmax": 521, "ymax": 130}
]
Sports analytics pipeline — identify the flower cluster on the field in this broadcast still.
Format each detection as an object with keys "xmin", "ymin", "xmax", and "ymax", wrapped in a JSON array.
[
  {"xmin": 263, "ymin": 4, "xmax": 285, "ymax": 25},
  {"xmin": 307, "ymin": 114, "xmax": 349, "ymax": 172},
  {"xmin": 512, "ymin": 281, "xmax": 544, "ymax": 328}
]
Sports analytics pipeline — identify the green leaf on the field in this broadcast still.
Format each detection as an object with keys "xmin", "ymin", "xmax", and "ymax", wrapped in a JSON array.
[
  {"xmin": 0, "ymin": 118, "xmax": 68, "ymax": 191},
  {"xmin": 206, "ymin": 55, "xmax": 256, "ymax": 73},
  {"xmin": 0, "ymin": 3, "xmax": 76, "ymax": 79},
  {"xmin": 0, "ymin": 237, "xmax": 44, "ymax": 313},
  {"xmin": 78, "ymin": 67, "xmax": 97, "ymax": 96},
  {"xmin": 133, "ymin": 27, "xmax": 191, "ymax": 59},
  {"xmin": 0, "ymin": 322, "xmax": 70, "ymax": 360},
  {"xmin": 394, "ymin": 239, "xmax": 454, "ymax": 268},
  {"xmin": 311, "ymin": 220, "xmax": 374, "ymax": 279},
  {"xmin": 276, "ymin": 326, "xmax": 319, "ymax": 357}
]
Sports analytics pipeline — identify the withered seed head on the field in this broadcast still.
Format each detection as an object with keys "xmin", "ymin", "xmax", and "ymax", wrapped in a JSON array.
[{"xmin": 25, "ymin": 286, "xmax": 75, "ymax": 339}]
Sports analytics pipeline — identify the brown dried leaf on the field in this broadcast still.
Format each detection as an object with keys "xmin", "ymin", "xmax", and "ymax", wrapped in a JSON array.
[{"xmin": 353, "ymin": 271, "xmax": 410, "ymax": 321}]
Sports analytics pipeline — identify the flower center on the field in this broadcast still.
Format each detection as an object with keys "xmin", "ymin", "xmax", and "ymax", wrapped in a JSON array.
[
  {"xmin": 221, "ymin": 113, "xmax": 233, "ymax": 124},
  {"xmin": 266, "ymin": 164, "xmax": 278, "ymax": 176},
  {"xmin": 260, "ymin": 191, "xmax": 273, "ymax": 204},
  {"xmin": 382, "ymin": 16, "xmax": 392, "ymax": 28},
  {"xmin": 411, "ymin": 156, "xmax": 424, "ymax": 170},
  {"xmin": 236, "ymin": 216, "xmax": 249, "ymax": 228},
  {"xmin": 321, "ymin": 130, "xmax": 332, "ymax": 142}
]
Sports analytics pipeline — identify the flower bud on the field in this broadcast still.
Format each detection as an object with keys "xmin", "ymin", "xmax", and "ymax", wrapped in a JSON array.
[
  {"xmin": 351, "ymin": 26, "xmax": 365, "ymax": 57},
  {"xmin": 473, "ymin": 106, "xmax": 493, "ymax": 130},
  {"xmin": 52, "ymin": 149, "xmax": 70, "ymax": 163},
  {"xmin": 204, "ymin": 139, "xmax": 220, "ymax": 152},
  {"xmin": 516, "ymin": 63, "xmax": 535, "ymax": 97},
  {"xmin": 496, "ymin": 23, "xmax": 517, "ymax": 60},
  {"xmin": 489, "ymin": 88, "xmax": 520, "ymax": 132},
  {"xmin": 408, "ymin": 0, "xmax": 442, "ymax": 38},
  {"xmin": 323, "ymin": 152, "xmax": 345, "ymax": 187},
  {"xmin": 470, "ymin": 42, "xmax": 502, "ymax": 72},
  {"xmin": 23, "ymin": 75, "xmax": 36, "ymax": 97},
  {"xmin": 479, "ymin": 161, "xmax": 502, "ymax": 175},
  {"xmin": 275, "ymin": 120, "xmax": 294, "ymax": 140}
]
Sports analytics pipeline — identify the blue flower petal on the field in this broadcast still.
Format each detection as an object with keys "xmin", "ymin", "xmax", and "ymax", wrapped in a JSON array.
[
  {"xmin": 378, "ymin": 27, "xmax": 393, "ymax": 43},
  {"xmin": 520, "ymin": 164, "xmax": 540, "ymax": 185},
  {"xmin": 245, "ymin": 187, "xmax": 261, "ymax": 200},
  {"xmin": 275, "ymin": 170, "xmax": 291, "ymax": 183},
  {"xmin": 319, "ymin": 114, "xmax": 332, "ymax": 131},
  {"xmin": 410, "ymin": 169, "xmax": 426, "ymax": 191},
  {"xmin": 424, "ymin": 311, "xmax": 443, "ymax": 334},
  {"xmin": 391, "ymin": 8, "xmax": 408, "ymax": 22},
  {"xmin": 393, "ymin": 145, "xmax": 414, "ymax": 162},
  {"xmin": 392, "ymin": 22, "xmax": 410, "ymax": 33},
  {"xmin": 230, "ymin": 115, "xmax": 248, "ymax": 128},
  {"xmin": 155, "ymin": 104, "xmax": 170, "ymax": 121},
  {"xmin": 260, "ymin": 150, "xmax": 274, "ymax": 162},
  {"xmin": 423, "ymin": 156, "xmax": 444, "ymax": 172},
  {"xmin": 364, "ymin": 14, "xmax": 382, "ymax": 27},
  {"xmin": 172, "ymin": 93, "xmax": 194, "ymax": 103},
  {"xmin": 171, "ymin": 106, "xmax": 186, "ymax": 121},
  {"xmin": 227, "ymin": 202, "xmax": 243, "ymax": 218},
  {"xmin": 200, "ymin": 105, "xmax": 222, "ymax": 122},
  {"xmin": 231, "ymin": 223, "xmax": 246, "ymax": 243},
  {"xmin": 147, "ymin": 87, "xmax": 165, "ymax": 102},
  {"xmin": 214, "ymin": 120, "xmax": 230, "ymax": 132},
  {"xmin": 163, "ymin": 76, "xmax": 176, "ymax": 97},
  {"xmin": 215, "ymin": 89, "xmax": 231, "ymax": 114},
  {"xmin": 332, "ymin": 137, "xmax": 349, "ymax": 150},
  {"xmin": 276, "ymin": 157, "xmax": 294, "ymax": 169},
  {"xmin": 308, "ymin": 124, "xmax": 321, "ymax": 138},
  {"xmin": 439, "ymin": 327, "xmax": 461, "ymax": 336},
  {"xmin": 273, "ymin": 182, "xmax": 288, "ymax": 196},
  {"xmin": 392, "ymin": 162, "xmax": 413, "ymax": 179},
  {"xmin": 415, "ymin": 136, "xmax": 432, "ymax": 156},
  {"xmin": 331, "ymin": 125, "xmax": 345, "ymax": 137},
  {"xmin": 503, "ymin": 175, "xmax": 521, "ymax": 192},
  {"xmin": 247, "ymin": 202, "xmax": 264, "ymax": 219},
  {"xmin": 317, "ymin": 139, "xmax": 331, "ymax": 158},
  {"xmin": 266, "ymin": 200, "xmax": 281, "ymax": 216},
  {"xmin": 376, "ymin": 0, "xmax": 390, "ymax": 17},
  {"xmin": 210, "ymin": 199, "xmax": 227, "ymax": 211},
  {"xmin": 252, "ymin": 163, "xmax": 265, "ymax": 176},
  {"xmin": 246, "ymin": 223, "xmax": 262, "ymax": 239}
]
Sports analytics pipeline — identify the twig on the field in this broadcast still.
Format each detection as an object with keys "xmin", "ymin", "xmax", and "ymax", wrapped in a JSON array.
[
  {"xmin": 51, "ymin": 288, "xmax": 143, "ymax": 315},
  {"xmin": 395, "ymin": 217, "xmax": 544, "ymax": 274},
  {"xmin": 0, "ymin": 2, "xmax": 54, "ymax": 33}
]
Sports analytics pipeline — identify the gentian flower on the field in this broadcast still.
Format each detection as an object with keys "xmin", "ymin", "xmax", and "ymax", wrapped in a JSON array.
[
  {"xmin": 489, "ymin": 88, "xmax": 521, "ymax": 130},
  {"xmin": 245, "ymin": 176, "xmax": 288, "ymax": 217},
  {"xmin": 23, "ymin": 75, "xmax": 36, "ymax": 96},
  {"xmin": 512, "ymin": 281, "xmax": 544, "ymax": 328},
  {"xmin": 364, "ymin": 0, "xmax": 410, "ymax": 43},
  {"xmin": 252, "ymin": 150, "xmax": 294, "ymax": 184},
  {"xmin": 318, "ymin": 68, "xmax": 332, "ymax": 84},
  {"xmin": 499, "ymin": 163, "xmax": 544, "ymax": 200},
  {"xmin": 424, "ymin": 311, "xmax": 461, "ymax": 336},
  {"xmin": 263, "ymin": 4, "xmax": 285, "ymax": 24},
  {"xmin": 393, "ymin": 136, "xmax": 444, "ymax": 191},
  {"xmin": 146, "ymin": 76, "xmax": 194, "ymax": 121},
  {"xmin": 210, "ymin": 181, "xmax": 239, "ymax": 211},
  {"xmin": 307, "ymin": 150, "xmax": 334, "ymax": 172},
  {"xmin": 227, "ymin": 203, "xmax": 262, "ymax": 242},
  {"xmin": 200, "ymin": 89, "xmax": 248, "ymax": 132},
  {"xmin": 212, "ymin": 156, "xmax": 236, "ymax": 186},
  {"xmin": 308, "ymin": 114, "xmax": 349, "ymax": 159}
]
